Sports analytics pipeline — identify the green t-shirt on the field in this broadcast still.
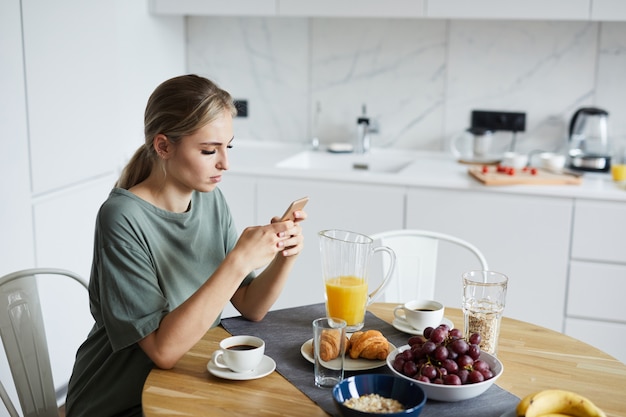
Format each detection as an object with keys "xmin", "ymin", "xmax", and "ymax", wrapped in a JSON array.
[{"xmin": 65, "ymin": 187, "xmax": 254, "ymax": 417}]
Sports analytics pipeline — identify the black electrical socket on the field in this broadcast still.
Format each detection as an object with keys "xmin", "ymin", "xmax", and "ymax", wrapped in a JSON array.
[
  {"xmin": 234, "ymin": 99, "xmax": 248, "ymax": 117},
  {"xmin": 471, "ymin": 110, "xmax": 526, "ymax": 132}
]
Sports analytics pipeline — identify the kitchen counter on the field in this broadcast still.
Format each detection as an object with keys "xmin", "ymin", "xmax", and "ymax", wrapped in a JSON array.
[{"xmin": 229, "ymin": 140, "xmax": 626, "ymax": 202}]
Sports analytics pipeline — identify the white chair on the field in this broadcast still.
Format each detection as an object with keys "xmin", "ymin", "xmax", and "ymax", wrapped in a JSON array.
[
  {"xmin": 369, "ymin": 229, "xmax": 489, "ymax": 302},
  {"xmin": 0, "ymin": 268, "xmax": 88, "ymax": 417}
]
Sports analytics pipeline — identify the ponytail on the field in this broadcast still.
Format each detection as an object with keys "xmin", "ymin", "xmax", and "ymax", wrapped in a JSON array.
[{"xmin": 115, "ymin": 145, "xmax": 154, "ymax": 190}]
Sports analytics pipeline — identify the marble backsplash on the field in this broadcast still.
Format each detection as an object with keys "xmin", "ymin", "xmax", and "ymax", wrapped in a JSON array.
[{"xmin": 187, "ymin": 17, "xmax": 626, "ymax": 156}]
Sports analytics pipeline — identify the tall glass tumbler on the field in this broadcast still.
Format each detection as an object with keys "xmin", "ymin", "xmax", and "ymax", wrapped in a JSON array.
[
  {"xmin": 312, "ymin": 317, "xmax": 346, "ymax": 388},
  {"xmin": 462, "ymin": 270, "xmax": 508, "ymax": 356}
]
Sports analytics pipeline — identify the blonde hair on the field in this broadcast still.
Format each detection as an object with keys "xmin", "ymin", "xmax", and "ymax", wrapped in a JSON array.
[{"xmin": 116, "ymin": 74, "xmax": 237, "ymax": 189}]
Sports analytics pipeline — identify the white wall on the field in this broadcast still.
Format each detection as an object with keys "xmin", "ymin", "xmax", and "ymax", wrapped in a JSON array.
[
  {"xmin": 0, "ymin": 0, "xmax": 185, "ymax": 413},
  {"xmin": 188, "ymin": 17, "xmax": 626, "ymax": 157}
]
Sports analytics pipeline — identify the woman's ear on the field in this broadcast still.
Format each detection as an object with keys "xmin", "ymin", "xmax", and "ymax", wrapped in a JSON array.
[{"xmin": 153, "ymin": 134, "xmax": 171, "ymax": 160}]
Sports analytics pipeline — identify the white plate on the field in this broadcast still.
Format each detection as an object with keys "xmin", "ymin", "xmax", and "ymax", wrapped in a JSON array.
[
  {"xmin": 300, "ymin": 337, "xmax": 395, "ymax": 371},
  {"xmin": 392, "ymin": 317, "xmax": 454, "ymax": 335},
  {"xmin": 207, "ymin": 355, "xmax": 276, "ymax": 380},
  {"xmin": 500, "ymin": 411, "xmax": 516, "ymax": 417}
]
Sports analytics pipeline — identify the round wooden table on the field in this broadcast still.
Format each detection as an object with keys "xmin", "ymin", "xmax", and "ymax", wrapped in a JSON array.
[{"xmin": 142, "ymin": 303, "xmax": 626, "ymax": 417}]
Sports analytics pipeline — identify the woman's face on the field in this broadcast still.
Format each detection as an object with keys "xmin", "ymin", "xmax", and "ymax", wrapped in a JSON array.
[{"xmin": 167, "ymin": 110, "xmax": 234, "ymax": 194}]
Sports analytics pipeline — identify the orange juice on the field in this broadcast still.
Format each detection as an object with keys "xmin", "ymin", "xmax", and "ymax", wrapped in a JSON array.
[
  {"xmin": 612, "ymin": 163, "xmax": 626, "ymax": 182},
  {"xmin": 325, "ymin": 275, "xmax": 368, "ymax": 326}
]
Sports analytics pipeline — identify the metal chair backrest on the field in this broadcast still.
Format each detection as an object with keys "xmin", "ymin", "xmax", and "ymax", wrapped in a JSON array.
[
  {"xmin": 370, "ymin": 230, "xmax": 489, "ymax": 302},
  {"xmin": 0, "ymin": 268, "xmax": 88, "ymax": 417}
]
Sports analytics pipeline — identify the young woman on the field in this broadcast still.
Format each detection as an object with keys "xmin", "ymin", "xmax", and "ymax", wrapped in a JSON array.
[{"xmin": 65, "ymin": 74, "xmax": 306, "ymax": 416}]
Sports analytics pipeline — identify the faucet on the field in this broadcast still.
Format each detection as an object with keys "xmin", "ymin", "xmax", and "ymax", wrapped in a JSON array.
[{"xmin": 355, "ymin": 104, "xmax": 370, "ymax": 154}]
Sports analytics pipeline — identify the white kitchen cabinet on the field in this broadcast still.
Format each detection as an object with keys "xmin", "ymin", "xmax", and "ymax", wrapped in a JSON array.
[
  {"xmin": 0, "ymin": 0, "xmax": 36, "ymax": 412},
  {"xmin": 567, "ymin": 261, "xmax": 626, "ymax": 323},
  {"xmin": 571, "ymin": 199, "xmax": 626, "ymax": 264},
  {"xmin": 217, "ymin": 177, "xmax": 258, "ymax": 231},
  {"xmin": 566, "ymin": 199, "xmax": 626, "ymax": 363},
  {"xmin": 565, "ymin": 318, "xmax": 626, "ymax": 364},
  {"xmin": 255, "ymin": 177, "xmax": 405, "ymax": 312},
  {"xmin": 22, "ymin": 0, "xmax": 119, "ymax": 194},
  {"xmin": 278, "ymin": 0, "xmax": 426, "ymax": 17},
  {"xmin": 149, "ymin": 0, "xmax": 277, "ymax": 16},
  {"xmin": 591, "ymin": 0, "xmax": 626, "ymax": 21},
  {"xmin": 0, "ymin": 0, "xmax": 34, "ymax": 276},
  {"xmin": 149, "ymin": 0, "xmax": 626, "ymax": 21},
  {"xmin": 426, "ymin": 0, "xmax": 591, "ymax": 21},
  {"xmin": 405, "ymin": 188, "xmax": 573, "ymax": 332}
]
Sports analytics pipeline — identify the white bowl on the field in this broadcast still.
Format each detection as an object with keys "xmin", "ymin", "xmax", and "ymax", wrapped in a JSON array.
[
  {"xmin": 500, "ymin": 152, "xmax": 528, "ymax": 169},
  {"xmin": 386, "ymin": 345, "xmax": 503, "ymax": 402},
  {"xmin": 539, "ymin": 152, "xmax": 566, "ymax": 170}
]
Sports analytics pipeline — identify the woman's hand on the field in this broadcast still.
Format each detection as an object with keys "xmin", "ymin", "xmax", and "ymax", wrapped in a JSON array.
[
  {"xmin": 271, "ymin": 208, "xmax": 306, "ymax": 258},
  {"xmin": 230, "ymin": 208, "xmax": 307, "ymax": 321}
]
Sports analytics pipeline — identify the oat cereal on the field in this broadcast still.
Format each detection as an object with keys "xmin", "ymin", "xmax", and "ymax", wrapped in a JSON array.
[
  {"xmin": 465, "ymin": 309, "xmax": 500, "ymax": 354},
  {"xmin": 343, "ymin": 393, "xmax": 404, "ymax": 413}
]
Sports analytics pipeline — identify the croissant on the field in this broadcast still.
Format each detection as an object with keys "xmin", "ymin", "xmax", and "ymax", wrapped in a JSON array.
[
  {"xmin": 318, "ymin": 329, "xmax": 348, "ymax": 361},
  {"xmin": 347, "ymin": 330, "xmax": 390, "ymax": 360}
]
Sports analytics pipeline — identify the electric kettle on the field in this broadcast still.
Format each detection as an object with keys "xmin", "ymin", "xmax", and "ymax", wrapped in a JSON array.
[{"xmin": 568, "ymin": 107, "xmax": 611, "ymax": 172}]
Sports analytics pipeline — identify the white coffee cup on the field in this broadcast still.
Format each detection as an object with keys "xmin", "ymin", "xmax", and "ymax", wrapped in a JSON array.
[
  {"xmin": 211, "ymin": 335, "xmax": 265, "ymax": 373},
  {"xmin": 394, "ymin": 300, "xmax": 444, "ymax": 331}
]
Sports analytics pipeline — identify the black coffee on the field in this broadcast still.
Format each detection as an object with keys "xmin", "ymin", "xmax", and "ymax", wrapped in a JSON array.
[
  {"xmin": 227, "ymin": 344, "xmax": 257, "ymax": 351},
  {"xmin": 414, "ymin": 308, "xmax": 435, "ymax": 312}
]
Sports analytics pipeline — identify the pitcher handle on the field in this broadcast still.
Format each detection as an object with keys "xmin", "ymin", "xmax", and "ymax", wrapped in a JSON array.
[{"xmin": 366, "ymin": 245, "xmax": 396, "ymax": 305}]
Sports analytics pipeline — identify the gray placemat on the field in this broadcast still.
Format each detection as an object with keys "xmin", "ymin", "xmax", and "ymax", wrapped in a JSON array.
[{"xmin": 221, "ymin": 303, "xmax": 518, "ymax": 417}]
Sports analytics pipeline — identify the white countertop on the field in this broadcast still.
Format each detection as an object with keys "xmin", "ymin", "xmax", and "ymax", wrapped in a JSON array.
[{"xmin": 227, "ymin": 140, "xmax": 626, "ymax": 202}]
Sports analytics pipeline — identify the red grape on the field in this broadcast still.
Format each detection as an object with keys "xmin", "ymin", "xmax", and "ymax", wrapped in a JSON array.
[
  {"xmin": 423, "ymin": 327, "xmax": 434, "ymax": 338},
  {"xmin": 457, "ymin": 369, "xmax": 469, "ymax": 384},
  {"xmin": 449, "ymin": 338, "xmax": 469, "ymax": 355},
  {"xmin": 468, "ymin": 370, "xmax": 485, "ymax": 383},
  {"xmin": 421, "ymin": 364, "xmax": 437, "ymax": 380},
  {"xmin": 408, "ymin": 335, "xmax": 426, "ymax": 346},
  {"xmin": 449, "ymin": 328, "xmax": 463, "ymax": 339},
  {"xmin": 403, "ymin": 361, "xmax": 418, "ymax": 377},
  {"xmin": 442, "ymin": 358, "xmax": 459, "ymax": 374},
  {"xmin": 444, "ymin": 374, "xmax": 462, "ymax": 385},
  {"xmin": 420, "ymin": 341, "xmax": 437, "ymax": 356},
  {"xmin": 468, "ymin": 344, "xmax": 481, "ymax": 360},
  {"xmin": 457, "ymin": 354, "xmax": 474, "ymax": 369},
  {"xmin": 433, "ymin": 345, "xmax": 449, "ymax": 362},
  {"xmin": 473, "ymin": 360, "xmax": 489, "ymax": 373}
]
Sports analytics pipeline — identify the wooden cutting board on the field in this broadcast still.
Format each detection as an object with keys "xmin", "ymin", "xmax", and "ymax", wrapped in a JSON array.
[{"xmin": 468, "ymin": 166, "xmax": 583, "ymax": 186}]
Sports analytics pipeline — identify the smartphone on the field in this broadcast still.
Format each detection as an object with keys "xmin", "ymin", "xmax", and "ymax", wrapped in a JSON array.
[{"xmin": 280, "ymin": 196, "xmax": 309, "ymax": 221}]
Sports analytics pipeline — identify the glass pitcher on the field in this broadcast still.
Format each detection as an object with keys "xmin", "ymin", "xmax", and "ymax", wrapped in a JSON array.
[{"xmin": 319, "ymin": 229, "xmax": 396, "ymax": 332}]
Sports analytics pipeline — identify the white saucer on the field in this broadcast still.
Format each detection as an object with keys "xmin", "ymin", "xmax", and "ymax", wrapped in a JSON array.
[
  {"xmin": 300, "ymin": 337, "xmax": 395, "ymax": 371},
  {"xmin": 207, "ymin": 355, "xmax": 276, "ymax": 380},
  {"xmin": 392, "ymin": 317, "xmax": 454, "ymax": 335}
]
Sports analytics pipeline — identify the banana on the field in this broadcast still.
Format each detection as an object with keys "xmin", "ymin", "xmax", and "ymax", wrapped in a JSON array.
[
  {"xmin": 534, "ymin": 414, "xmax": 576, "ymax": 417},
  {"xmin": 524, "ymin": 389, "xmax": 606, "ymax": 417},
  {"xmin": 517, "ymin": 391, "xmax": 542, "ymax": 416}
]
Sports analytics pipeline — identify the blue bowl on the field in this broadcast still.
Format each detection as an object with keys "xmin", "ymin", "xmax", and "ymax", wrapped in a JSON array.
[{"xmin": 333, "ymin": 374, "xmax": 427, "ymax": 417}]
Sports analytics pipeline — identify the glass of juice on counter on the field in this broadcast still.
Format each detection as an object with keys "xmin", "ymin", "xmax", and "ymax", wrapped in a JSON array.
[
  {"xmin": 319, "ymin": 229, "xmax": 396, "ymax": 332},
  {"xmin": 611, "ymin": 147, "xmax": 626, "ymax": 183}
]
